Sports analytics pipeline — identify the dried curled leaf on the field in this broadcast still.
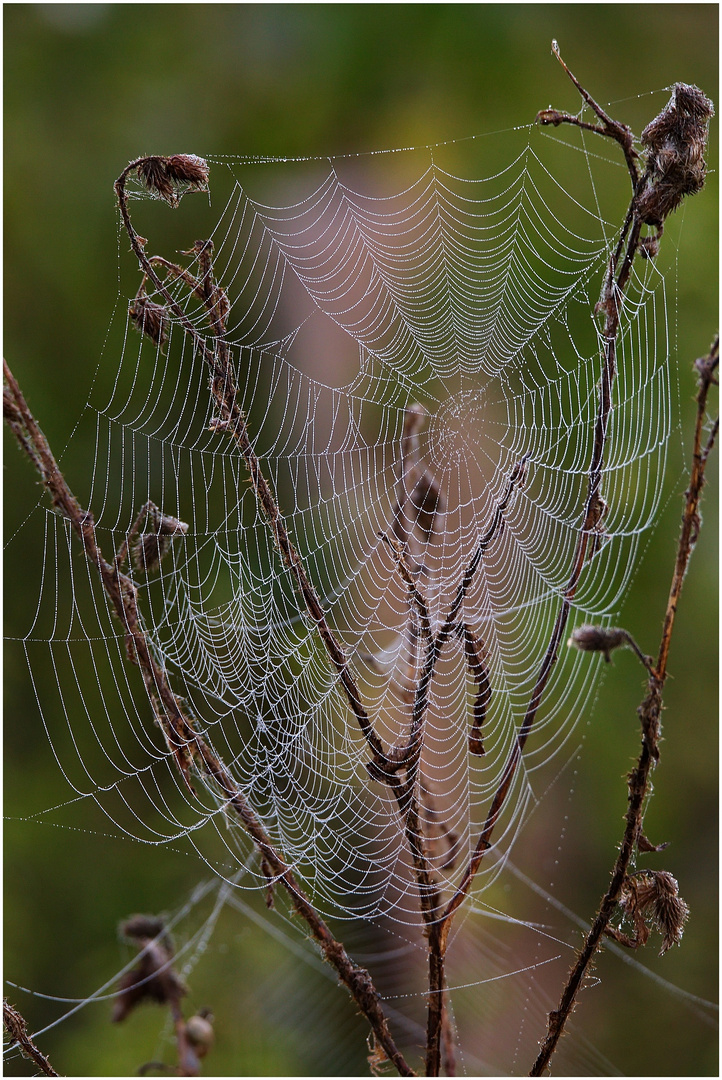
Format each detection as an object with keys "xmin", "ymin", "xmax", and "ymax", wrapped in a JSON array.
[
  {"xmin": 129, "ymin": 294, "xmax": 169, "ymax": 352},
  {"xmin": 457, "ymin": 624, "xmax": 491, "ymax": 756},
  {"xmin": 131, "ymin": 503, "xmax": 188, "ymax": 575},
  {"xmin": 637, "ymin": 828, "xmax": 669, "ymax": 854},
  {"xmin": 113, "ymin": 915, "xmax": 186, "ymax": 1022}
]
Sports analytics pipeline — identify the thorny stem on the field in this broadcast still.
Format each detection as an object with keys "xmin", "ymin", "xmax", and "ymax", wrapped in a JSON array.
[
  {"xmin": 530, "ymin": 336, "xmax": 718, "ymax": 1077},
  {"xmin": 115, "ymin": 160, "xmax": 385, "ymax": 763},
  {"xmin": 2, "ymin": 358, "xmax": 415, "ymax": 1079},
  {"xmin": 3, "ymin": 1000, "xmax": 58, "ymax": 1077},
  {"xmin": 117, "ymin": 161, "xmax": 530, "ymax": 1076},
  {"xmin": 383, "ymin": 457, "xmax": 527, "ymax": 1077},
  {"xmin": 428, "ymin": 51, "xmax": 714, "ymax": 1074},
  {"xmin": 117, "ymin": 158, "xmax": 441, "ymax": 1076}
]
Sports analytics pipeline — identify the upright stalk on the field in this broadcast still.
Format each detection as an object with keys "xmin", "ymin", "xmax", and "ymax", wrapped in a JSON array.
[
  {"xmin": 530, "ymin": 336, "xmax": 718, "ymax": 1076},
  {"xmin": 3, "ymin": 358, "xmax": 415, "ymax": 1078}
]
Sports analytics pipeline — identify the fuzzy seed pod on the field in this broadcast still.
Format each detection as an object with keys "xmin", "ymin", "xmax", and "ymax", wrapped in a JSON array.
[
  {"xmin": 567, "ymin": 625, "xmax": 628, "ymax": 663},
  {"xmin": 636, "ymin": 84, "xmax": 714, "ymax": 228}
]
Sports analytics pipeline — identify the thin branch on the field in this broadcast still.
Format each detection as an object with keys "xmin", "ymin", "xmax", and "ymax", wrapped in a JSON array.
[
  {"xmin": 114, "ymin": 156, "xmax": 387, "ymax": 766},
  {"xmin": 2, "ymin": 358, "xmax": 415, "ymax": 1079},
  {"xmin": 530, "ymin": 336, "xmax": 718, "ymax": 1075},
  {"xmin": 116, "ymin": 160, "xmax": 444, "ymax": 1077},
  {"xmin": 3, "ymin": 1000, "xmax": 59, "ymax": 1077},
  {"xmin": 536, "ymin": 40, "xmax": 639, "ymax": 186},
  {"xmin": 427, "ymin": 53, "xmax": 714, "ymax": 1075}
]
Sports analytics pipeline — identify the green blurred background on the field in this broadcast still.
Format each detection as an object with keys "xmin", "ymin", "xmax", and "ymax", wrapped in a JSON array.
[{"xmin": 5, "ymin": 4, "xmax": 717, "ymax": 1076}]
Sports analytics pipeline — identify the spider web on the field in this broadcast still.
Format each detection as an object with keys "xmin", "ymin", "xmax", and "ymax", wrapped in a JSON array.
[{"xmin": 7, "ymin": 114, "xmax": 701, "ymax": 1073}]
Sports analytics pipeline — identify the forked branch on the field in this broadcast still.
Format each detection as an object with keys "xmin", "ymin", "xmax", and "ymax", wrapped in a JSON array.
[
  {"xmin": 3, "ymin": 1000, "xmax": 58, "ymax": 1077},
  {"xmin": 2, "ymin": 358, "xmax": 415, "ymax": 1078},
  {"xmin": 116, "ymin": 158, "xmax": 535, "ymax": 1077},
  {"xmin": 425, "ymin": 49, "xmax": 714, "ymax": 1075}
]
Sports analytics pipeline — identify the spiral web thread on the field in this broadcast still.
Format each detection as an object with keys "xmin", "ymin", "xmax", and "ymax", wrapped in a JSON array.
[{"xmin": 8, "ymin": 118, "xmax": 688, "ymax": 1069}]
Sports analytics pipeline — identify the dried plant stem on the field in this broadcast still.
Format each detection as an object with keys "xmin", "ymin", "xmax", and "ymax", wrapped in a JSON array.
[
  {"xmin": 3, "ymin": 359, "xmax": 415, "ymax": 1079},
  {"xmin": 424, "ymin": 133, "xmax": 641, "ymax": 1080},
  {"xmin": 427, "ymin": 49, "xmax": 716, "ymax": 1074},
  {"xmin": 115, "ymin": 160, "xmax": 385, "ymax": 763},
  {"xmin": 530, "ymin": 336, "xmax": 718, "ymax": 1076},
  {"xmin": 117, "ymin": 163, "xmax": 477, "ymax": 1077},
  {"xmin": 116, "ymin": 161, "xmax": 448, "ymax": 1075},
  {"xmin": 3, "ymin": 1000, "xmax": 59, "ymax": 1077}
]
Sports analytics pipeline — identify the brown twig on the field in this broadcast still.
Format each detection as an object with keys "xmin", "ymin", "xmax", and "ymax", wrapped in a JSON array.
[
  {"xmin": 536, "ymin": 40, "xmax": 639, "ymax": 185},
  {"xmin": 3, "ymin": 1000, "xmax": 59, "ymax": 1077},
  {"xmin": 2, "ymin": 357, "xmax": 415, "ymax": 1078},
  {"xmin": 116, "ymin": 160, "xmax": 444, "ymax": 1075},
  {"xmin": 422, "ymin": 51, "xmax": 715, "ymax": 1076},
  {"xmin": 114, "ymin": 157, "xmax": 387, "ymax": 765},
  {"xmin": 530, "ymin": 336, "xmax": 717, "ymax": 1075}
]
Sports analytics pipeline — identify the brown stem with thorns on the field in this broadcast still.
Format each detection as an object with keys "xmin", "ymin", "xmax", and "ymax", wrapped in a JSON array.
[
  {"xmin": 115, "ymin": 158, "xmax": 386, "ymax": 764},
  {"xmin": 426, "ymin": 50, "xmax": 714, "ymax": 1075},
  {"xmin": 116, "ymin": 159, "xmax": 450, "ymax": 1076},
  {"xmin": 530, "ymin": 336, "xmax": 718, "ymax": 1076},
  {"xmin": 3, "ymin": 1000, "xmax": 58, "ymax": 1077},
  {"xmin": 3, "ymin": 357, "xmax": 415, "ymax": 1078}
]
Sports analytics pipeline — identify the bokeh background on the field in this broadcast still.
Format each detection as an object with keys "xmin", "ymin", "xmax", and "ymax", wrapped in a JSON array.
[{"xmin": 5, "ymin": 4, "xmax": 717, "ymax": 1076}]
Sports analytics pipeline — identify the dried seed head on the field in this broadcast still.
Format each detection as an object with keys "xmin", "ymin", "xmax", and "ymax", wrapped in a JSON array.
[
  {"xmin": 135, "ymin": 154, "xmax": 209, "ymax": 207},
  {"xmin": 636, "ymin": 83, "xmax": 714, "ymax": 228},
  {"xmin": 136, "ymin": 156, "xmax": 175, "ymax": 203},
  {"xmin": 129, "ymin": 294, "xmax": 168, "ymax": 352},
  {"xmin": 121, "ymin": 914, "xmax": 166, "ymax": 942},
  {"xmin": 131, "ymin": 503, "xmax": 188, "ymax": 575},
  {"xmin": 567, "ymin": 624, "xmax": 628, "ymax": 662},
  {"xmin": 651, "ymin": 871, "xmax": 690, "ymax": 954},
  {"xmin": 165, "ymin": 154, "xmax": 210, "ymax": 189},
  {"xmin": 619, "ymin": 871, "xmax": 690, "ymax": 956}
]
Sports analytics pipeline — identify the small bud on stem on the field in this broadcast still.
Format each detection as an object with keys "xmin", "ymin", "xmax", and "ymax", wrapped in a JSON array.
[{"xmin": 567, "ymin": 624, "xmax": 654, "ymax": 671}]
